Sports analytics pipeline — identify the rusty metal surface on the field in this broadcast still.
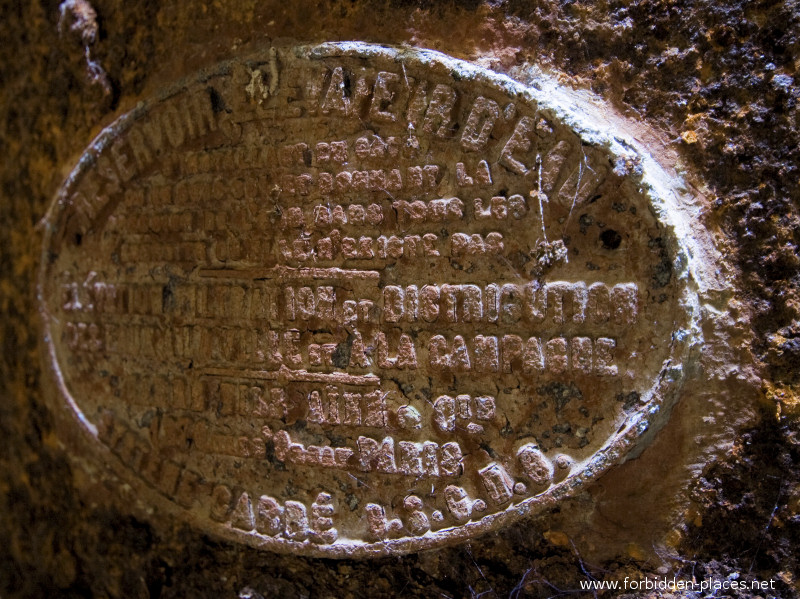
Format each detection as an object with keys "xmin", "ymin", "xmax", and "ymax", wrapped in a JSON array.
[{"xmin": 39, "ymin": 43, "xmax": 698, "ymax": 557}]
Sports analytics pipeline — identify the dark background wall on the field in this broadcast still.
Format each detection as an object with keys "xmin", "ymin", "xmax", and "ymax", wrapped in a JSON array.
[{"xmin": 1, "ymin": 1, "xmax": 799, "ymax": 596}]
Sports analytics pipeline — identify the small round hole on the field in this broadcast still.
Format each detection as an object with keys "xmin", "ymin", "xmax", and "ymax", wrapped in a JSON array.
[{"xmin": 600, "ymin": 229, "xmax": 621, "ymax": 249}]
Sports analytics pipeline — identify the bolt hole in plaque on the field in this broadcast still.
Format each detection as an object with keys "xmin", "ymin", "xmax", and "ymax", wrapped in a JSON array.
[{"xmin": 40, "ymin": 42, "xmax": 704, "ymax": 557}]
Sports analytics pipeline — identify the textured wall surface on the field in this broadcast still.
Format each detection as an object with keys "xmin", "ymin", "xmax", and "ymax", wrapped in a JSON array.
[{"xmin": 1, "ymin": 1, "xmax": 799, "ymax": 597}]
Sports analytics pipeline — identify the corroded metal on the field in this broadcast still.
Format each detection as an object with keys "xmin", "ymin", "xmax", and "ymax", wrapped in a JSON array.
[{"xmin": 39, "ymin": 43, "xmax": 699, "ymax": 557}]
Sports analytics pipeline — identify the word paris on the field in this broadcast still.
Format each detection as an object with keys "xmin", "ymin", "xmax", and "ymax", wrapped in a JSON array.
[{"xmin": 40, "ymin": 43, "xmax": 696, "ymax": 557}]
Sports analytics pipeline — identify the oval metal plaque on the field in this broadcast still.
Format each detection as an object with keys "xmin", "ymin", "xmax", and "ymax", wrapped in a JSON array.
[{"xmin": 39, "ymin": 43, "xmax": 697, "ymax": 557}]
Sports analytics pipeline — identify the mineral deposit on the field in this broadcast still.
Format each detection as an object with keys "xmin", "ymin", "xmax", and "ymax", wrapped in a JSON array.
[{"xmin": 40, "ymin": 43, "xmax": 700, "ymax": 557}]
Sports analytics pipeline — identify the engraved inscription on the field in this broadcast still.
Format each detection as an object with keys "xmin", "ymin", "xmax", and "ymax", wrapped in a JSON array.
[{"xmin": 40, "ymin": 43, "xmax": 692, "ymax": 557}]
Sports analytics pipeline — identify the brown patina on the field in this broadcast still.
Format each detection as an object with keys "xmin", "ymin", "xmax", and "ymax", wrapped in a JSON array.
[{"xmin": 39, "ymin": 43, "xmax": 697, "ymax": 557}]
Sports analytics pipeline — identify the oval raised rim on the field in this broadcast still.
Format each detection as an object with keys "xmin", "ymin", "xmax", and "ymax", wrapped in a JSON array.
[{"xmin": 37, "ymin": 41, "xmax": 702, "ymax": 558}]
